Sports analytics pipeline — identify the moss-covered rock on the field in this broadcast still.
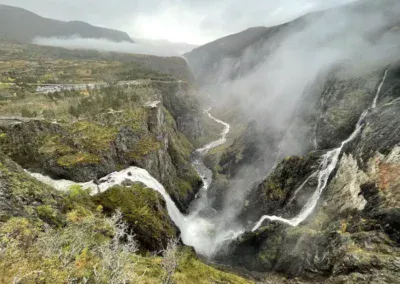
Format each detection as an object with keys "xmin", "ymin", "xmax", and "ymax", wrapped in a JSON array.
[
  {"xmin": 0, "ymin": 86, "xmax": 202, "ymax": 210},
  {"xmin": 93, "ymin": 184, "xmax": 178, "ymax": 252},
  {"xmin": 222, "ymin": 144, "xmax": 400, "ymax": 282},
  {"xmin": 240, "ymin": 151, "xmax": 321, "ymax": 224},
  {"xmin": 218, "ymin": 121, "xmax": 273, "ymax": 179},
  {"xmin": 314, "ymin": 72, "xmax": 380, "ymax": 149},
  {"xmin": 0, "ymin": 151, "xmax": 66, "ymax": 225}
]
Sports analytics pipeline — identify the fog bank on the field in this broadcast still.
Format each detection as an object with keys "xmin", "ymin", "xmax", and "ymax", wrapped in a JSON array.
[{"xmin": 33, "ymin": 36, "xmax": 197, "ymax": 56}]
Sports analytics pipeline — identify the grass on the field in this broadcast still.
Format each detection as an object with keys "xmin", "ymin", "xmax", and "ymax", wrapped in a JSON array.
[
  {"xmin": 93, "ymin": 185, "xmax": 177, "ymax": 251},
  {"xmin": 68, "ymin": 121, "xmax": 118, "ymax": 152},
  {"xmin": 57, "ymin": 152, "xmax": 100, "ymax": 167},
  {"xmin": 130, "ymin": 135, "xmax": 163, "ymax": 160}
]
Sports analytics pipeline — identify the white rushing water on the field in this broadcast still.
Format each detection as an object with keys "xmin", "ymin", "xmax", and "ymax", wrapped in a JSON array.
[
  {"xmin": 28, "ymin": 107, "xmax": 237, "ymax": 256},
  {"xmin": 28, "ymin": 171, "xmax": 99, "ymax": 193},
  {"xmin": 252, "ymin": 69, "xmax": 389, "ymax": 231},
  {"xmin": 29, "ymin": 167, "xmax": 186, "ymax": 228},
  {"xmin": 181, "ymin": 108, "xmax": 243, "ymax": 256},
  {"xmin": 372, "ymin": 69, "xmax": 388, "ymax": 109},
  {"xmin": 29, "ymin": 67, "xmax": 388, "ymax": 255}
]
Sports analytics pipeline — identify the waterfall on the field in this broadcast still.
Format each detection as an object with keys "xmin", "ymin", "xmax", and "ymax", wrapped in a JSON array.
[
  {"xmin": 180, "ymin": 108, "xmax": 244, "ymax": 256},
  {"xmin": 95, "ymin": 167, "xmax": 187, "ymax": 228},
  {"xmin": 372, "ymin": 69, "xmax": 388, "ymax": 109},
  {"xmin": 29, "ymin": 167, "xmax": 187, "ymax": 228},
  {"xmin": 28, "ymin": 66, "xmax": 388, "ymax": 254},
  {"xmin": 287, "ymin": 172, "xmax": 317, "ymax": 205},
  {"xmin": 28, "ymin": 107, "xmax": 235, "ymax": 256},
  {"xmin": 252, "ymin": 69, "xmax": 389, "ymax": 231}
]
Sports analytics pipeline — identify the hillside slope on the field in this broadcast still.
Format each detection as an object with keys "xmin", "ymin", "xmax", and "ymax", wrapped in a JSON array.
[
  {"xmin": 184, "ymin": 0, "xmax": 399, "ymax": 88},
  {"xmin": 0, "ymin": 4, "xmax": 133, "ymax": 43}
]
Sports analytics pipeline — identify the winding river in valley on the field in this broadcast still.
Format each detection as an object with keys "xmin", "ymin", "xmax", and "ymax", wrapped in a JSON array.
[
  {"xmin": 28, "ymin": 67, "xmax": 389, "ymax": 257},
  {"xmin": 29, "ymin": 107, "xmax": 241, "ymax": 256}
]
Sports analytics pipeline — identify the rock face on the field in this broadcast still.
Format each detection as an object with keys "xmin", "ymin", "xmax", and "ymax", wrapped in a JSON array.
[
  {"xmin": 0, "ymin": 151, "xmax": 65, "ymax": 224},
  {"xmin": 218, "ymin": 121, "xmax": 273, "ymax": 178},
  {"xmin": 223, "ymin": 146, "xmax": 400, "ymax": 282},
  {"xmin": 150, "ymin": 81, "xmax": 205, "ymax": 142},
  {"xmin": 93, "ymin": 184, "xmax": 179, "ymax": 252},
  {"xmin": 314, "ymin": 73, "xmax": 381, "ymax": 149},
  {"xmin": 217, "ymin": 65, "xmax": 400, "ymax": 283},
  {"xmin": 0, "ymin": 82, "xmax": 204, "ymax": 211},
  {"xmin": 239, "ymin": 152, "xmax": 322, "ymax": 226},
  {"xmin": 185, "ymin": 0, "xmax": 399, "ymax": 89}
]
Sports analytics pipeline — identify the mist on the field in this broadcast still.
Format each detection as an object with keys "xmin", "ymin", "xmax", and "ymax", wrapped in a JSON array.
[
  {"xmin": 186, "ymin": 0, "xmax": 400, "ymax": 255},
  {"xmin": 33, "ymin": 36, "xmax": 197, "ymax": 57},
  {"xmin": 33, "ymin": 0, "xmax": 400, "ymax": 258},
  {"xmin": 206, "ymin": 0, "xmax": 400, "ymax": 157}
]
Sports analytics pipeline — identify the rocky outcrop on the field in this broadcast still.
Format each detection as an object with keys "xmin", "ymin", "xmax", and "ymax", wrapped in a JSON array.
[
  {"xmin": 314, "ymin": 72, "xmax": 381, "ymax": 149},
  {"xmin": 217, "ymin": 65, "xmax": 400, "ymax": 282},
  {"xmin": 218, "ymin": 121, "xmax": 272, "ymax": 179},
  {"xmin": 93, "ymin": 184, "xmax": 179, "ymax": 252},
  {"xmin": 0, "ymin": 151, "xmax": 66, "ymax": 224},
  {"xmin": 0, "ymin": 149, "xmax": 183, "ymax": 253},
  {"xmin": 217, "ymin": 57, "xmax": 400, "ymax": 283},
  {"xmin": 239, "ymin": 151, "xmax": 322, "ymax": 226},
  {"xmin": 222, "ymin": 145, "xmax": 400, "ymax": 281},
  {"xmin": 150, "ymin": 80, "xmax": 205, "ymax": 142},
  {"xmin": 0, "ymin": 96, "xmax": 202, "ymax": 211}
]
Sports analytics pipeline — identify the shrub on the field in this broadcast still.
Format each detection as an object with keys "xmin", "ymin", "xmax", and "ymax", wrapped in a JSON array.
[
  {"xmin": 162, "ymin": 238, "xmax": 179, "ymax": 284},
  {"xmin": 21, "ymin": 108, "xmax": 37, "ymax": 118}
]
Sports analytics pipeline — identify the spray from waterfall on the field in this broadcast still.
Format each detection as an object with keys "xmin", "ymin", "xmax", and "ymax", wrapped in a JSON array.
[
  {"xmin": 252, "ymin": 68, "xmax": 389, "ymax": 231},
  {"xmin": 180, "ymin": 108, "xmax": 244, "ymax": 256},
  {"xmin": 28, "ymin": 107, "xmax": 236, "ymax": 257}
]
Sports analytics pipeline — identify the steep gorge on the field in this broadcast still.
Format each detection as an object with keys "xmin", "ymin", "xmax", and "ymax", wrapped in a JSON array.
[{"xmin": 1, "ymin": 1, "xmax": 400, "ymax": 283}]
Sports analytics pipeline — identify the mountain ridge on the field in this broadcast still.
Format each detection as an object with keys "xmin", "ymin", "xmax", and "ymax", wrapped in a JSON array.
[{"xmin": 0, "ymin": 4, "xmax": 134, "ymax": 43}]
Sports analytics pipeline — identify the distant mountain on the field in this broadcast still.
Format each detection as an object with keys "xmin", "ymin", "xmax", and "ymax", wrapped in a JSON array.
[
  {"xmin": 184, "ymin": 0, "xmax": 399, "ymax": 87},
  {"xmin": 0, "ymin": 4, "xmax": 133, "ymax": 43},
  {"xmin": 183, "ymin": 23, "xmax": 302, "ymax": 86}
]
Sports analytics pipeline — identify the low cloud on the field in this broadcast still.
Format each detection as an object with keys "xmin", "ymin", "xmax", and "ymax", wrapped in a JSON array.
[
  {"xmin": 33, "ymin": 36, "xmax": 197, "ymax": 57},
  {"xmin": 6, "ymin": 0, "xmax": 360, "ymax": 44}
]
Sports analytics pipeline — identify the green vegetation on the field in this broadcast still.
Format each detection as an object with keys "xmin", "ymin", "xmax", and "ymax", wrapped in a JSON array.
[
  {"xmin": 173, "ymin": 248, "xmax": 251, "ymax": 284},
  {"xmin": 0, "ymin": 152, "xmax": 65, "ymax": 224},
  {"xmin": 0, "ymin": 81, "xmax": 203, "ymax": 206},
  {"xmin": 68, "ymin": 121, "xmax": 118, "ymax": 151},
  {"xmin": 57, "ymin": 152, "xmax": 100, "ymax": 167},
  {"xmin": 0, "ymin": 39, "xmax": 249, "ymax": 282},
  {"xmin": 0, "ymin": 152, "xmax": 252, "ymax": 283},
  {"xmin": 130, "ymin": 136, "xmax": 162, "ymax": 160},
  {"xmin": 94, "ymin": 185, "xmax": 177, "ymax": 252},
  {"xmin": 0, "ymin": 43, "xmax": 177, "ymax": 85}
]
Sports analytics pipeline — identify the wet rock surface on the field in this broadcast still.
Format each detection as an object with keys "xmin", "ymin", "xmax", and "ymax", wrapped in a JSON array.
[{"xmin": 215, "ymin": 65, "xmax": 400, "ymax": 283}]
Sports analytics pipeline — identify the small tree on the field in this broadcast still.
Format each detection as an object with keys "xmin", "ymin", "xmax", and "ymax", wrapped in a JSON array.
[{"xmin": 161, "ymin": 238, "xmax": 179, "ymax": 284}]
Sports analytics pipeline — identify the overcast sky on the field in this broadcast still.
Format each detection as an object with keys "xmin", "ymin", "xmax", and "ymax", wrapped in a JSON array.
[{"xmin": 0, "ymin": 0, "xmax": 359, "ymax": 45}]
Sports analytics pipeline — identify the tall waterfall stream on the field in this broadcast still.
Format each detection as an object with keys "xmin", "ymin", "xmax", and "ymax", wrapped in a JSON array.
[
  {"xmin": 28, "ymin": 69, "xmax": 388, "ymax": 257},
  {"xmin": 252, "ymin": 68, "xmax": 389, "ymax": 230}
]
